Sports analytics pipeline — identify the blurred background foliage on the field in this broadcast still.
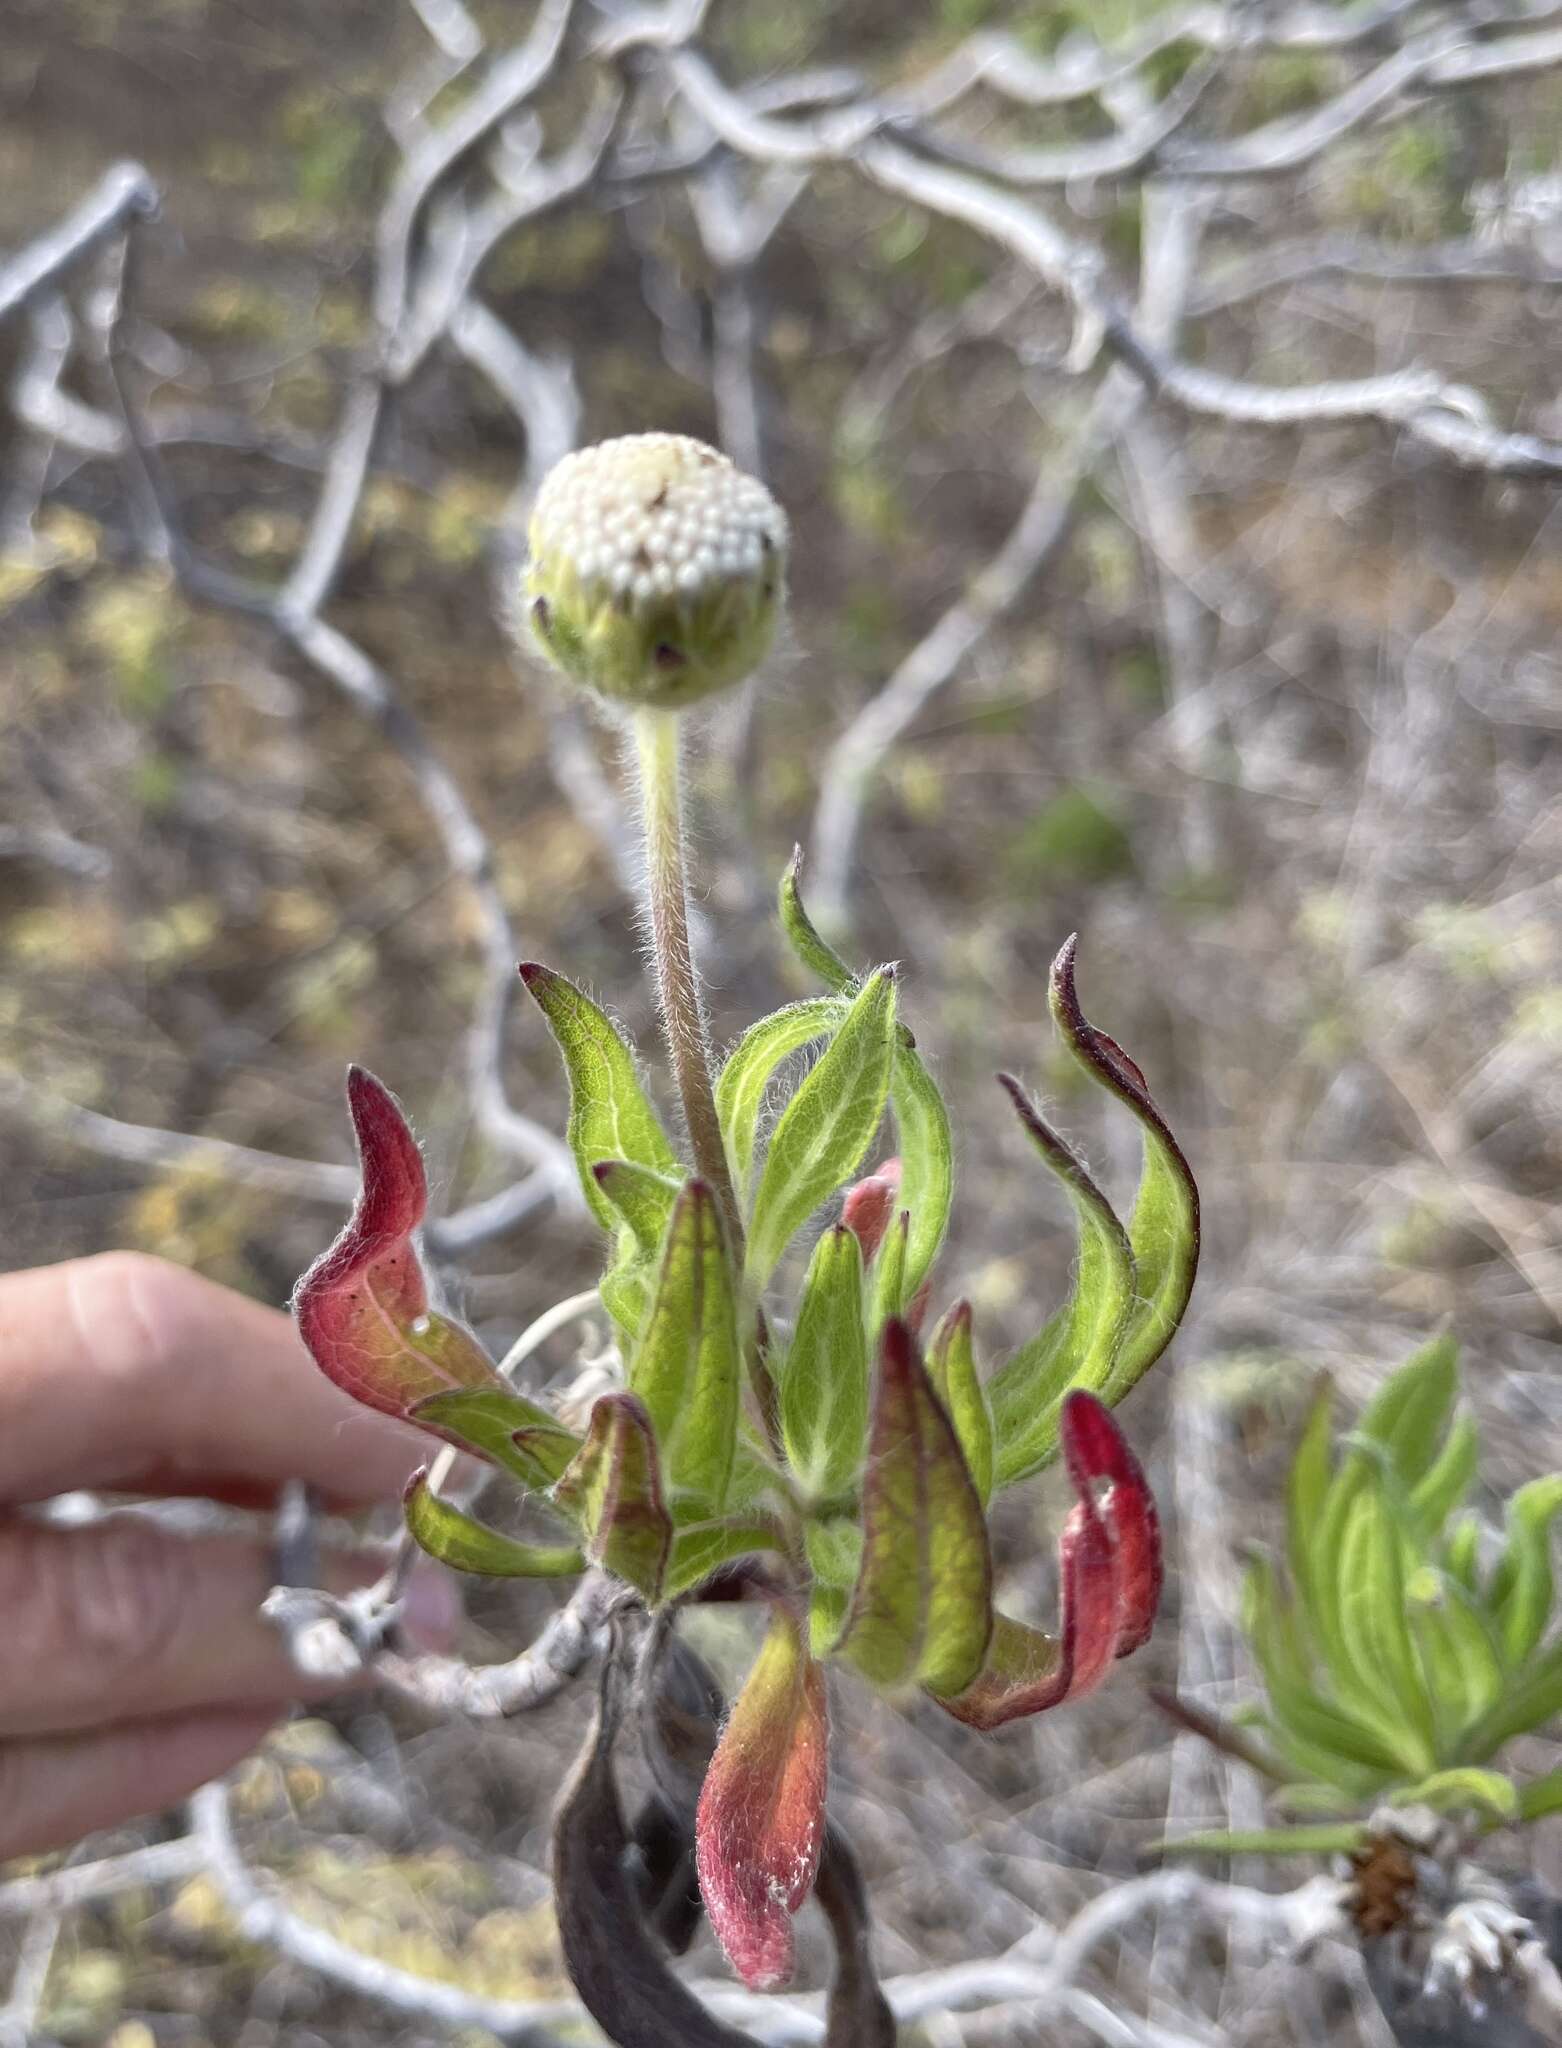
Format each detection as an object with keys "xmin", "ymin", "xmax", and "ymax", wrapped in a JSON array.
[{"xmin": 2, "ymin": 0, "xmax": 1561, "ymax": 2042}]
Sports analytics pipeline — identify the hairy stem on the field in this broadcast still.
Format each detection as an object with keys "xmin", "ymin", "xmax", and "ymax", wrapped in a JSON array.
[{"xmin": 634, "ymin": 708, "xmax": 743, "ymax": 1250}]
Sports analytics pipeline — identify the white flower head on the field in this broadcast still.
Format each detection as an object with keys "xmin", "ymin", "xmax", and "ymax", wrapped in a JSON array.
[{"xmin": 524, "ymin": 434, "xmax": 788, "ymax": 711}]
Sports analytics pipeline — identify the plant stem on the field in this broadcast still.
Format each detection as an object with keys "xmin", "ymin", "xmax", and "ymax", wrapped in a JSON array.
[{"xmin": 633, "ymin": 708, "xmax": 743, "ymax": 1252}]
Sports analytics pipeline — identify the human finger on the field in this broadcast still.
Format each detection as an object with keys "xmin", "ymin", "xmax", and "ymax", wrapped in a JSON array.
[
  {"xmin": 0, "ymin": 1511, "xmax": 462, "ymax": 1736},
  {"xmin": 0, "ymin": 1704, "xmax": 278, "ymax": 1861},
  {"xmin": 0, "ymin": 1253, "xmax": 430, "ymax": 1505}
]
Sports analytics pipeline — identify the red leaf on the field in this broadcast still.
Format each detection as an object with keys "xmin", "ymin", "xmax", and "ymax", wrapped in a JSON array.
[
  {"xmin": 930, "ymin": 1392, "xmax": 1160, "ymax": 1729},
  {"xmin": 1062, "ymin": 1388, "xmax": 1162, "ymax": 1658},
  {"xmin": 841, "ymin": 1158, "xmax": 901, "ymax": 1264},
  {"xmin": 293, "ymin": 1068, "xmax": 506, "ymax": 1419},
  {"xmin": 695, "ymin": 1603, "xmax": 828, "ymax": 1990}
]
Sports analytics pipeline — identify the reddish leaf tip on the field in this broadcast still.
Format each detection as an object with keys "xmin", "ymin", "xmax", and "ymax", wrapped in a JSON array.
[
  {"xmin": 879, "ymin": 1315, "xmax": 916, "ymax": 1378},
  {"xmin": 842, "ymin": 1161, "xmax": 902, "ymax": 1263},
  {"xmin": 1060, "ymin": 1389, "xmax": 1130, "ymax": 1488},
  {"xmin": 695, "ymin": 1609, "xmax": 827, "ymax": 1991}
]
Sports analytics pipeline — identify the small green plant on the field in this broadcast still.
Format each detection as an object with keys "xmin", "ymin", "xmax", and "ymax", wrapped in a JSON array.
[
  {"xmin": 1165, "ymin": 1339, "xmax": 1562, "ymax": 1858},
  {"xmin": 293, "ymin": 437, "xmax": 1199, "ymax": 2033}
]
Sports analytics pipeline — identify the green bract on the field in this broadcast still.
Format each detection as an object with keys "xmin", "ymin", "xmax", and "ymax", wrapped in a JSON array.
[{"xmin": 1163, "ymin": 1338, "xmax": 1562, "ymax": 1860}]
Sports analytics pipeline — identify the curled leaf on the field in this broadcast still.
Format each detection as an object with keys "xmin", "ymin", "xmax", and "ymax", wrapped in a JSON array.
[
  {"xmin": 779, "ymin": 846, "xmax": 854, "ymax": 994},
  {"xmin": 1047, "ymin": 936, "xmax": 1200, "ymax": 1398},
  {"xmin": 403, "ymin": 1469, "xmax": 583, "ymax": 1578},
  {"xmin": 1063, "ymin": 1387, "xmax": 1161, "ymax": 1657},
  {"xmin": 294, "ymin": 1068, "xmax": 507, "ymax": 1420},
  {"xmin": 834, "ymin": 1319, "xmax": 992, "ymax": 1697},
  {"xmin": 933, "ymin": 1392, "xmax": 1159, "ymax": 1729},
  {"xmin": 552, "ymin": 1392, "xmax": 673, "ymax": 1603},
  {"xmin": 410, "ymin": 1384, "xmax": 580, "ymax": 1490},
  {"xmin": 695, "ymin": 1603, "xmax": 828, "ymax": 1991},
  {"xmin": 986, "ymin": 1075, "xmax": 1135, "ymax": 1487}
]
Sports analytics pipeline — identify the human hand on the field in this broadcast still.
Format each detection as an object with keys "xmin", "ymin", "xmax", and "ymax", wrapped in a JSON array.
[{"xmin": 0, "ymin": 1251, "xmax": 443, "ymax": 1857}]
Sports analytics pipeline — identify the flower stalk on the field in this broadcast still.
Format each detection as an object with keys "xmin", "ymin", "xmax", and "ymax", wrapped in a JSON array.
[{"xmin": 633, "ymin": 705, "xmax": 742, "ymax": 1251}]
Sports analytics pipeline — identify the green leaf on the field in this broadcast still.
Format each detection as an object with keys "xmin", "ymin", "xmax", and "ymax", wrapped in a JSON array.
[
  {"xmin": 593, "ymin": 1159, "xmax": 682, "ymax": 1253},
  {"xmin": 1049, "ymin": 934, "xmax": 1199, "ymax": 1395},
  {"xmin": 780, "ymin": 1224, "xmax": 869, "ymax": 1499},
  {"xmin": 1444, "ymin": 1512, "xmax": 1482, "ymax": 1595},
  {"xmin": 1407, "ymin": 1569, "xmax": 1503, "ymax": 1751},
  {"xmin": 891, "ymin": 1043, "xmax": 953, "ymax": 1299},
  {"xmin": 833, "ymin": 1320, "xmax": 992, "ymax": 1696},
  {"xmin": 1463, "ymin": 1640, "xmax": 1562, "ymax": 1757},
  {"xmin": 1262, "ymin": 1723, "xmax": 1386, "ymax": 1804},
  {"xmin": 597, "ymin": 1228, "xmax": 654, "ymax": 1344},
  {"xmin": 1286, "ymin": 1382, "xmax": 1335, "ymax": 1629},
  {"xmin": 747, "ymin": 968, "xmax": 899, "ymax": 1286},
  {"xmin": 1357, "ymin": 1334, "xmax": 1460, "ymax": 1487},
  {"xmin": 806, "ymin": 1517, "xmax": 861, "ymax": 1586},
  {"xmin": 927, "ymin": 1301, "xmax": 994, "ymax": 1507},
  {"xmin": 1409, "ymin": 1412, "xmax": 1479, "ymax": 1536},
  {"xmin": 552, "ymin": 1392, "xmax": 673, "ymax": 1601},
  {"xmin": 1517, "ymin": 1767, "xmax": 1562, "ymax": 1823},
  {"xmin": 663, "ymin": 1514, "xmax": 788, "ymax": 1600},
  {"xmin": 1335, "ymin": 1480, "xmax": 1437, "ymax": 1769},
  {"xmin": 631, "ymin": 1180, "xmax": 741, "ymax": 1509},
  {"xmin": 1391, "ymin": 1768, "xmax": 1519, "ymax": 1822},
  {"xmin": 591, "ymin": 1169, "xmax": 683, "ymax": 1348},
  {"xmin": 521, "ymin": 964, "xmax": 680, "ymax": 1231},
  {"xmin": 1242, "ymin": 1556, "xmax": 1407, "ymax": 1784},
  {"xmin": 1301, "ymin": 1459, "xmax": 1424, "ymax": 1760},
  {"xmin": 805, "ymin": 1519, "xmax": 860, "ymax": 1658},
  {"xmin": 409, "ymin": 1385, "xmax": 581, "ymax": 1491},
  {"xmin": 403, "ymin": 1472, "xmax": 584, "ymax": 1578},
  {"xmin": 779, "ymin": 846, "xmax": 853, "ymax": 993},
  {"xmin": 1157, "ymin": 1824, "xmax": 1368, "ymax": 1859},
  {"xmin": 1488, "ymin": 1474, "xmax": 1562, "ymax": 1669},
  {"xmin": 1269, "ymin": 1781, "xmax": 1365, "ymax": 1816},
  {"xmin": 716, "ymin": 997, "xmax": 845, "ymax": 1199},
  {"xmin": 774, "ymin": 852, "xmax": 952, "ymax": 1297},
  {"xmin": 987, "ymin": 1076, "xmax": 1135, "ymax": 1487},
  {"xmin": 868, "ymin": 1207, "xmax": 910, "ymax": 1334}
]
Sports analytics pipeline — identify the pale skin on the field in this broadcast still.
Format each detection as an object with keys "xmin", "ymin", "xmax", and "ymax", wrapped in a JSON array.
[{"xmin": 0, "ymin": 1251, "xmax": 444, "ymax": 1859}]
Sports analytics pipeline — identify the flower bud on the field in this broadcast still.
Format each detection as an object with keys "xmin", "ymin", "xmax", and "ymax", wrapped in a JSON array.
[{"xmin": 523, "ymin": 433, "xmax": 788, "ymax": 711}]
